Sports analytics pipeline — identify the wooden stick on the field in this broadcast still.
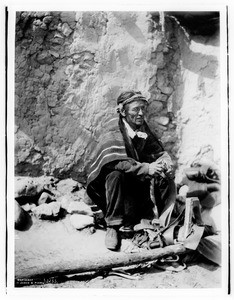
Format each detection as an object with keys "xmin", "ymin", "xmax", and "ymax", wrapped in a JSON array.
[
  {"xmin": 15, "ymin": 244, "xmax": 187, "ymax": 280},
  {"xmin": 183, "ymin": 198, "xmax": 192, "ymax": 240},
  {"xmin": 150, "ymin": 177, "xmax": 159, "ymax": 220}
]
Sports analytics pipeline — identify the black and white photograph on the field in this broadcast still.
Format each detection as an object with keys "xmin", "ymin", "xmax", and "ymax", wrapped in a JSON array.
[{"xmin": 2, "ymin": 0, "xmax": 232, "ymax": 297}]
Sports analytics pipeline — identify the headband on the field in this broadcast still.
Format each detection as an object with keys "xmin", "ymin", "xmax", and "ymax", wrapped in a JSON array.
[{"xmin": 116, "ymin": 94, "xmax": 148, "ymax": 113}]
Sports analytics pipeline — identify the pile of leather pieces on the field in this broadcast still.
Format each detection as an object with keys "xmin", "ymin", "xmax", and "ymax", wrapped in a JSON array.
[{"xmin": 119, "ymin": 159, "xmax": 221, "ymax": 274}]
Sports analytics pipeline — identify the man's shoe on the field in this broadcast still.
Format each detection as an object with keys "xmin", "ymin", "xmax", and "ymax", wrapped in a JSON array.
[
  {"xmin": 119, "ymin": 225, "xmax": 134, "ymax": 233},
  {"xmin": 119, "ymin": 225, "xmax": 135, "ymax": 239},
  {"xmin": 105, "ymin": 227, "xmax": 120, "ymax": 251}
]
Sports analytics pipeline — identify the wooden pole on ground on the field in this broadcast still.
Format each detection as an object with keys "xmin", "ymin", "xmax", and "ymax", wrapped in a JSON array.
[{"xmin": 15, "ymin": 244, "xmax": 187, "ymax": 280}]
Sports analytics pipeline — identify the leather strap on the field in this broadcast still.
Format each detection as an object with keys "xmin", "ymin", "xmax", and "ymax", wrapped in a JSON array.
[{"xmin": 162, "ymin": 223, "xmax": 180, "ymax": 246}]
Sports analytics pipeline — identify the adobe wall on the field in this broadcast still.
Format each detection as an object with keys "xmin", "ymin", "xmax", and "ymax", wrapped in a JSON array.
[{"xmin": 15, "ymin": 11, "xmax": 220, "ymax": 182}]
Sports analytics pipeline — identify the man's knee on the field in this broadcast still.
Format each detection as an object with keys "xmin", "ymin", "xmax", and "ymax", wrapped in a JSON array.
[{"xmin": 105, "ymin": 170, "xmax": 124, "ymax": 187}]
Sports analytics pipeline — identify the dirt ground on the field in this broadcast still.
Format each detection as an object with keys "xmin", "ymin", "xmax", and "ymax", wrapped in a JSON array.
[
  {"xmin": 15, "ymin": 216, "xmax": 221, "ymax": 289},
  {"xmin": 24, "ymin": 261, "xmax": 221, "ymax": 289}
]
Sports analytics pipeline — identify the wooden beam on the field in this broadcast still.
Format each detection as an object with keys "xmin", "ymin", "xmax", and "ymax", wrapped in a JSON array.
[{"xmin": 15, "ymin": 244, "xmax": 187, "ymax": 280}]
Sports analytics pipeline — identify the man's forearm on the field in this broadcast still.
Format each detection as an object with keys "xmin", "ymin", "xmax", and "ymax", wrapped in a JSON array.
[
  {"xmin": 104, "ymin": 159, "xmax": 150, "ymax": 179},
  {"xmin": 115, "ymin": 160, "xmax": 149, "ymax": 177}
]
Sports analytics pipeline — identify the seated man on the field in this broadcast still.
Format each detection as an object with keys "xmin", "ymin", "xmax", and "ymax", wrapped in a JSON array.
[{"xmin": 87, "ymin": 91, "xmax": 175, "ymax": 251}]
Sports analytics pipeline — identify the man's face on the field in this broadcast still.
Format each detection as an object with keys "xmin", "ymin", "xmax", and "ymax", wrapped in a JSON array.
[{"xmin": 123, "ymin": 100, "xmax": 147, "ymax": 130}]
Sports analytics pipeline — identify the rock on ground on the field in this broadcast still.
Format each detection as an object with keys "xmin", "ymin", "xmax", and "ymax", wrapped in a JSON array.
[
  {"xmin": 32, "ymin": 202, "xmax": 61, "ymax": 219},
  {"xmin": 56, "ymin": 178, "xmax": 80, "ymax": 194},
  {"xmin": 70, "ymin": 214, "xmax": 94, "ymax": 229},
  {"xmin": 67, "ymin": 201, "xmax": 93, "ymax": 216},
  {"xmin": 15, "ymin": 200, "xmax": 32, "ymax": 230}
]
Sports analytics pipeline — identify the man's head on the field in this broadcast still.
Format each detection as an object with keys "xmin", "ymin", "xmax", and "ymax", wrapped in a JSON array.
[{"xmin": 117, "ymin": 91, "xmax": 148, "ymax": 130}]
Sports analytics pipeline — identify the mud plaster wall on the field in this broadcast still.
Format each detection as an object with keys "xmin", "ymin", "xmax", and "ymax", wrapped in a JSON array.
[
  {"xmin": 15, "ymin": 11, "xmax": 220, "ymax": 183},
  {"xmin": 174, "ymin": 24, "xmax": 220, "ymax": 181}
]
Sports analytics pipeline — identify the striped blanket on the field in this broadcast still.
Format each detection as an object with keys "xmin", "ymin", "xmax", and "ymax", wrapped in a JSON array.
[{"xmin": 87, "ymin": 117, "xmax": 129, "ymax": 186}]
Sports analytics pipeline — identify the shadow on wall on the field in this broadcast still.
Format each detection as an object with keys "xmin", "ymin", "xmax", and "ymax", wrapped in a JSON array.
[
  {"xmin": 168, "ymin": 13, "xmax": 219, "ymax": 114},
  {"xmin": 180, "ymin": 39, "xmax": 218, "ymax": 80},
  {"xmin": 167, "ymin": 12, "xmax": 220, "ymax": 41},
  {"xmin": 167, "ymin": 12, "xmax": 219, "ymax": 79},
  {"xmin": 112, "ymin": 12, "xmax": 147, "ymax": 44}
]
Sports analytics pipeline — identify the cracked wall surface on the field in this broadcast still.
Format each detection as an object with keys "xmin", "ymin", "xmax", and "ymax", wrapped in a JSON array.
[{"xmin": 15, "ymin": 11, "xmax": 220, "ymax": 182}]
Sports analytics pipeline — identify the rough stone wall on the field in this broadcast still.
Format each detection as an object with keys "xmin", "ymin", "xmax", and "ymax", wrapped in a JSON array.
[
  {"xmin": 15, "ymin": 11, "xmax": 220, "ymax": 183},
  {"xmin": 147, "ymin": 14, "xmax": 182, "ymax": 164}
]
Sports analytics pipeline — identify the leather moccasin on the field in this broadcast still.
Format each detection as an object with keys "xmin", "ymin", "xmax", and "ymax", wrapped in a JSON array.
[{"xmin": 105, "ymin": 227, "xmax": 120, "ymax": 251}]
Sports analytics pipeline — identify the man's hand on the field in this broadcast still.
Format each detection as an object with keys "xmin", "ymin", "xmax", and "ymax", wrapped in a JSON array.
[
  {"xmin": 148, "ymin": 161, "xmax": 164, "ymax": 176},
  {"xmin": 148, "ymin": 152, "xmax": 174, "ymax": 178}
]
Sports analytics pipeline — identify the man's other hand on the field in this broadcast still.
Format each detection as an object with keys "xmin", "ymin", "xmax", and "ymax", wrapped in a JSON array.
[{"xmin": 148, "ymin": 161, "xmax": 164, "ymax": 175}]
